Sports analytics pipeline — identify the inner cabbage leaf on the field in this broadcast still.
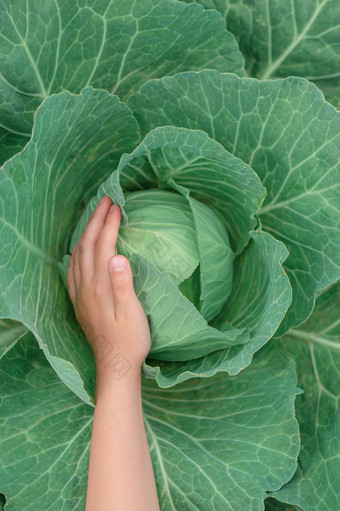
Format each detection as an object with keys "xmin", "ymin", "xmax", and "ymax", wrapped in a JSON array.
[{"xmin": 118, "ymin": 188, "xmax": 234, "ymax": 320}]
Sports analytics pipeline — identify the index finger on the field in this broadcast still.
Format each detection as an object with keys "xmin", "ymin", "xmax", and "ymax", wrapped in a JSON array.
[
  {"xmin": 75, "ymin": 196, "xmax": 112, "ymax": 277},
  {"xmin": 94, "ymin": 204, "xmax": 122, "ymax": 279}
]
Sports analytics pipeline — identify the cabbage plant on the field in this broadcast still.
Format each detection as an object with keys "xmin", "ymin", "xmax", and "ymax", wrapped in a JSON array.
[{"xmin": 0, "ymin": 1, "xmax": 339, "ymax": 510}]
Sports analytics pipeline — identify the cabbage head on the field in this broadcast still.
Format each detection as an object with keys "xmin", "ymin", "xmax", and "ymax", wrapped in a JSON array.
[{"xmin": 67, "ymin": 116, "xmax": 293, "ymax": 375}]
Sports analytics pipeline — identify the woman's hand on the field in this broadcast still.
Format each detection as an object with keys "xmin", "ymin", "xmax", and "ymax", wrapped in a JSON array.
[
  {"xmin": 67, "ymin": 197, "xmax": 159, "ymax": 511},
  {"xmin": 67, "ymin": 196, "xmax": 151, "ymax": 383}
]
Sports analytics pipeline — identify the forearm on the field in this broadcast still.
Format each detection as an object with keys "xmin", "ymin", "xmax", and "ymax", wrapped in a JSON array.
[{"xmin": 86, "ymin": 369, "xmax": 160, "ymax": 511}]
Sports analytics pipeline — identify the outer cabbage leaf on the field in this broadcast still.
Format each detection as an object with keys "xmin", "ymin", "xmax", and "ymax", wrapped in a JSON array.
[
  {"xmin": 0, "ymin": 0, "xmax": 244, "ymax": 164},
  {"xmin": 180, "ymin": 0, "xmax": 340, "ymax": 108},
  {"xmin": 0, "ymin": 333, "xmax": 300, "ymax": 511},
  {"xmin": 0, "ymin": 87, "xmax": 140, "ymax": 403},
  {"xmin": 128, "ymin": 71, "xmax": 340, "ymax": 333},
  {"xmin": 71, "ymin": 126, "xmax": 290, "ymax": 378},
  {"xmin": 271, "ymin": 281, "xmax": 340, "ymax": 511},
  {"xmin": 0, "ymin": 334, "xmax": 93, "ymax": 511}
]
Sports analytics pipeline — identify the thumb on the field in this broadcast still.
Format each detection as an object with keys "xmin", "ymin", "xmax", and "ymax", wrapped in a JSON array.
[{"xmin": 108, "ymin": 255, "xmax": 137, "ymax": 313}]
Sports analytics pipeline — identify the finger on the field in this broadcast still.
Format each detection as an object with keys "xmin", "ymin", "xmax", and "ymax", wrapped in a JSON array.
[
  {"xmin": 108, "ymin": 255, "xmax": 138, "ymax": 316},
  {"xmin": 94, "ymin": 204, "xmax": 121, "ymax": 278},
  {"xmin": 66, "ymin": 253, "xmax": 76, "ymax": 303},
  {"xmin": 72, "ymin": 245, "xmax": 81, "ymax": 287},
  {"xmin": 78, "ymin": 196, "xmax": 112, "ymax": 276}
]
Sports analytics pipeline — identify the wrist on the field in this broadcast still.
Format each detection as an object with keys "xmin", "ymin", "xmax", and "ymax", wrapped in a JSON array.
[
  {"xmin": 95, "ymin": 364, "xmax": 142, "ymax": 403},
  {"xmin": 94, "ymin": 352, "xmax": 142, "ymax": 380},
  {"xmin": 90, "ymin": 333, "xmax": 144, "ymax": 379}
]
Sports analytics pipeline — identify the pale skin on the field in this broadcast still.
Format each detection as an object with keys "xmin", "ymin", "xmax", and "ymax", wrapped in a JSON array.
[{"xmin": 67, "ymin": 196, "xmax": 160, "ymax": 511}]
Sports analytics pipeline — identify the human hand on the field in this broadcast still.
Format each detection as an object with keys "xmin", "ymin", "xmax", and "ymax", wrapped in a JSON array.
[{"xmin": 67, "ymin": 196, "xmax": 151, "ymax": 384}]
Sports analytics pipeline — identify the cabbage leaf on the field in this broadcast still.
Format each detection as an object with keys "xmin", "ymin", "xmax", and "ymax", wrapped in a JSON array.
[{"xmin": 0, "ymin": 334, "xmax": 300, "ymax": 511}]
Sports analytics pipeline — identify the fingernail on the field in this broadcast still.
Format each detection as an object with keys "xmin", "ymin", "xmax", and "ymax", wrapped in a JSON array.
[
  {"xmin": 110, "ymin": 204, "xmax": 117, "ymax": 213},
  {"xmin": 109, "ymin": 256, "xmax": 126, "ymax": 272},
  {"xmin": 99, "ymin": 196, "xmax": 107, "ymax": 204}
]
